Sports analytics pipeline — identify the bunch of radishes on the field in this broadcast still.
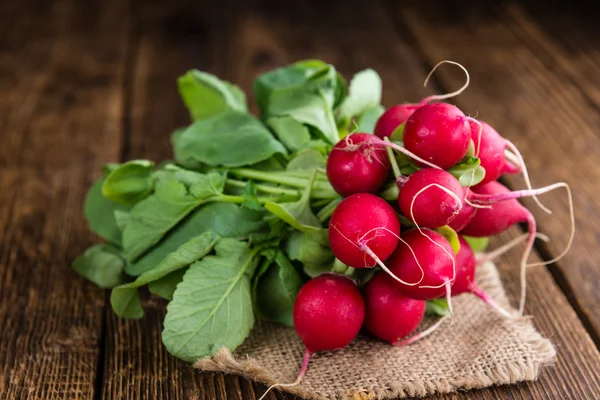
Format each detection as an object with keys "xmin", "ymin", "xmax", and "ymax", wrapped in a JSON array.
[{"xmin": 262, "ymin": 62, "xmax": 574, "ymax": 397}]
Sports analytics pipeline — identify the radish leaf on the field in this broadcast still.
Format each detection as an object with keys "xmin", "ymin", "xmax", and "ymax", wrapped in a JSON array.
[
  {"xmin": 72, "ymin": 244, "xmax": 126, "ymax": 289},
  {"xmin": 162, "ymin": 239, "xmax": 256, "ymax": 361},
  {"xmin": 178, "ymin": 70, "xmax": 247, "ymax": 121}
]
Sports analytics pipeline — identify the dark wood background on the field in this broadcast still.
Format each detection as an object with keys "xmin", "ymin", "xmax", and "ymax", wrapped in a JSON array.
[{"xmin": 1, "ymin": 0, "xmax": 599, "ymax": 398}]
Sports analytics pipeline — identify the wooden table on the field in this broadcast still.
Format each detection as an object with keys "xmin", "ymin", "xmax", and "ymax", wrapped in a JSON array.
[{"xmin": 2, "ymin": 0, "xmax": 599, "ymax": 398}]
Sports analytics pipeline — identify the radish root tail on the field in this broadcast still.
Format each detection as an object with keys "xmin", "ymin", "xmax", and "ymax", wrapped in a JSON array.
[
  {"xmin": 258, "ymin": 349, "xmax": 312, "ymax": 400},
  {"xmin": 470, "ymin": 283, "xmax": 515, "ymax": 319},
  {"xmin": 394, "ymin": 315, "xmax": 450, "ymax": 346},
  {"xmin": 504, "ymin": 139, "xmax": 551, "ymax": 214},
  {"xmin": 420, "ymin": 60, "xmax": 471, "ymax": 104}
]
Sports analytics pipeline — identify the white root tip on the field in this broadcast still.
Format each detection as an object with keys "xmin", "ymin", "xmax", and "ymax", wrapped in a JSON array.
[
  {"xmin": 395, "ymin": 315, "xmax": 450, "ymax": 346},
  {"xmin": 421, "ymin": 60, "xmax": 470, "ymax": 103},
  {"xmin": 526, "ymin": 183, "xmax": 575, "ymax": 268},
  {"xmin": 258, "ymin": 350, "xmax": 311, "ymax": 400},
  {"xmin": 477, "ymin": 232, "xmax": 550, "ymax": 264},
  {"xmin": 504, "ymin": 139, "xmax": 552, "ymax": 214}
]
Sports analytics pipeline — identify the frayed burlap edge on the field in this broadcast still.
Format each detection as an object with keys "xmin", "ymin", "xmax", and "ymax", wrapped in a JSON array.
[{"xmin": 194, "ymin": 263, "xmax": 556, "ymax": 400}]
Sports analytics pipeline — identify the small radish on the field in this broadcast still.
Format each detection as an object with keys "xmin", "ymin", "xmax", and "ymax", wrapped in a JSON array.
[
  {"xmin": 374, "ymin": 104, "xmax": 419, "ymax": 139},
  {"xmin": 452, "ymin": 236, "xmax": 514, "ymax": 318},
  {"xmin": 363, "ymin": 272, "xmax": 426, "ymax": 344},
  {"xmin": 259, "ymin": 274, "xmax": 364, "ymax": 399},
  {"xmin": 469, "ymin": 119, "xmax": 549, "ymax": 214},
  {"xmin": 327, "ymin": 133, "xmax": 391, "ymax": 197},
  {"xmin": 373, "ymin": 60, "xmax": 471, "ymax": 140},
  {"xmin": 387, "ymin": 228, "xmax": 456, "ymax": 302},
  {"xmin": 470, "ymin": 121, "xmax": 521, "ymax": 186},
  {"xmin": 461, "ymin": 180, "xmax": 574, "ymax": 314},
  {"xmin": 329, "ymin": 193, "xmax": 400, "ymax": 270},
  {"xmin": 398, "ymin": 169, "xmax": 569, "ymax": 235},
  {"xmin": 460, "ymin": 181, "xmax": 535, "ymax": 238},
  {"xmin": 403, "ymin": 103, "xmax": 472, "ymax": 169},
  {"xmin": 398, "ymin": 168, "xmax": 464, "ymax": 228}
]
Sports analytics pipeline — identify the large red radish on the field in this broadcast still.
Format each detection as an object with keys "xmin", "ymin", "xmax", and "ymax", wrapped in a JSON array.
[{"xmin": 259, "ymin": 274, "xmax": 365, "ymax": 399}]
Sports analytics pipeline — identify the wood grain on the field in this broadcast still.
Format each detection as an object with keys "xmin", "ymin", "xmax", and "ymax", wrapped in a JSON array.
[
  {"xmin": 388, "ymin": 0, "xmax": 600, "ymax": 338},
  {"xmin": 0, "ymin": 0, "xmax": 129, "ymax": 398}
]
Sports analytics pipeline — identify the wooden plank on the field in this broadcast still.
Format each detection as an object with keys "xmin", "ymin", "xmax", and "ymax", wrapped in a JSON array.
[
  {"xmin": 388, "ymin": 0, "xmax": 600, "ymax": 339},
  {"xmin": 504, "ymin": 1, "xmax": 600, "ymax": 109},
  {"xmin": 0, "ymin": 0, "xmax": 129, "ymax": 398}
]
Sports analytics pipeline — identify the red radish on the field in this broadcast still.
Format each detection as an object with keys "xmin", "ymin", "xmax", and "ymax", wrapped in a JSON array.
[
  {"xmin": 398, "ymin": 168, "xmax": 568, "ymax": 237},
  {"xmin": 363, "ymin": 272, "xmax": 426, "ymax": 344},
  {"xmin": 294, "ymin": 274, "xmax": 365, "ymax": 353},
  {"xmin": 329, "ymin": 193, "xmax": 400, "ymax": 269},
  {"xmin": 327, "ymin": 133, "xmax": 391, "ymax": 197},
  {"xmin": 461, "ymin": 181, "xmax": 535, "ymax": 238},
  {"xmin": 403, "ymin": 103, "xmax": 472, "ymax": 169},
  {"xmin": 387, "ymin": 228, "xmax": 456, "ymax": 301},
  {"xmin": 452, "ymin": 236, "xmax": 514, "ymax": 318},
  {"xmin": 461, "ymin": 180, "xmax": 569, "ymax": 314},
  {"xmin": 259, "ymin": 274, "xmax": 364, "ymax": 399},
  {"xmin": 373, "ymin": 60, "xmax": 471, "ymax": 140},
  {"xmin": 374, "ymin": 104, "xmax": 419, "ymax": 139},
  {"xmin": 468, "ymin": 119, "xmax": 550, "ymax": 214},
  {"xmin": 398, "ymin": 169, "xmax": 464, "ymax": 228},
  {"xmin": 470, "ymin": 121, "xmax": 520, "ymax": 186}
]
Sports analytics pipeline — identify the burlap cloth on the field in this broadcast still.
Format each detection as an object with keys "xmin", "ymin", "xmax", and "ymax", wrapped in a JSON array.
[{"xmin": 195, "ymin": 262, "xmax": 556, "ymax": 399}]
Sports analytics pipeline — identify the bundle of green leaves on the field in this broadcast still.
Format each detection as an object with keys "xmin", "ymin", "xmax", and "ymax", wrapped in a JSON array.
[{"xmin": 74, "ymin": 60, "xmax": 389, "ymax": 362}]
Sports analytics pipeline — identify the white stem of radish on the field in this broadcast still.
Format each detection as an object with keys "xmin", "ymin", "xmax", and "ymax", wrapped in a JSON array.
[
  {"xmin": 362, "ymin": 244, "xmax": 424, "ymax": 287},
  {"xmin": 518, "ymin": 212, "xmax": 536, "ymax": 315},
  {"xmin": 419, "ymin": 60, "xmax": 471, "ymax": 104},
  {"xmin": 504, "ymin": 149, "xmax": 522, "ymax": 171},
  {"xmin": 475, "ymin": 232, "xmax": 550, "ymax": 264},
  {"xmin": 377, "ymin": 140, "xmax": 442, "ymax": 169},
  {"xmin": 470, "ymin": 284, "xmax": 516, "ymax": 319},
  {"xmin": 409, "ymin": 183, "xmax": 464, "ymax": 224},
  {"xmin": 258, "ymin": 349, "xmax": 312, "ymax": 400},
  {"xmin": 358, "ymin": 226, "xmax": 427, "ymax": 286},
  {"xmin": 504, "ymin": 140, "xmax": 552, "ymax": 214},
  {"xmin": 394, "ymin": 315, "xmax": 450, "ymax": 347},
  {"xmin": 464, "ymin": 197, "xmax": 492, "ymax": 209},
  {"xmin": 526, "ymin": 183, "xmax": 575, "ymax": 268}
]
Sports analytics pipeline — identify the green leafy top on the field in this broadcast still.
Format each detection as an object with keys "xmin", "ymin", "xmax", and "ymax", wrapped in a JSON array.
[
  {"xmin": 102, "ymin": 160, "xmax": 155, "ymax": 205},
  {"xmin": 173, "ymin": 111, "xmax": 287, "ymax": 168},
  {"xmin": 178, "ymin": 70, "xmax": 247, "ymax": 121}
]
